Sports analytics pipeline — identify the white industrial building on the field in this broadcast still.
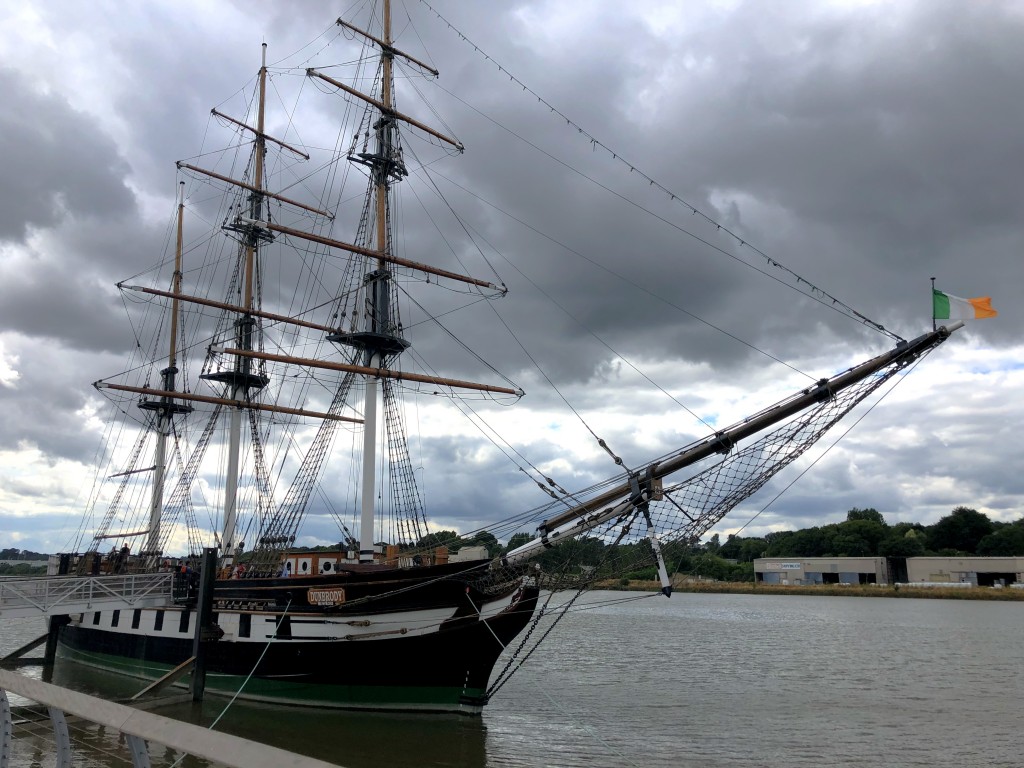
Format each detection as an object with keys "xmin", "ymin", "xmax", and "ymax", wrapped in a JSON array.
[
  {"xmin": 754, "ymin": 557, "xmax": 886, "ymax": 585},
  {"xmin": 754, "ymin": 556, "xmax": 1024, "ymax": 586},
  {"xmin": 904, "ymin": 556, "xmax": 1023, "ymax": 586}
]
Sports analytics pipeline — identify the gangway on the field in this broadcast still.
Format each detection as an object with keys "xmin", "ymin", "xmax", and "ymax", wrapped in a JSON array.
[
  {"xmin": 0, "ymin": 573, "xmax": 175, "ymax": 619},
  {"xmin": 0, "ymin": 668, "xmax": 345, "ymax": 768}
]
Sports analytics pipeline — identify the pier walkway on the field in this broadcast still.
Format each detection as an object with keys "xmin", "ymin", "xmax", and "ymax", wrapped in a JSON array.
[
  {"xmin": 0, "ymin": 668, "xmax": 345, "ymax": 767},
  {"xmin": 0, "ymin": 573, "xmax": 175, "ymax": 619}
]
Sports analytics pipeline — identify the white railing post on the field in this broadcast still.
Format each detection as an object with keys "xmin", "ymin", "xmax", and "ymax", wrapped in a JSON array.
[
  {"xmin": 1, "ymin": 687, "xmax": 11, "ymax": 768},
  {"xmin": 47, "ymin": 707, "xmax": 71, "ymax": 768},
  {"xmin": 125, "ymin": 734, "xmax": 152, "ymax": 768}
]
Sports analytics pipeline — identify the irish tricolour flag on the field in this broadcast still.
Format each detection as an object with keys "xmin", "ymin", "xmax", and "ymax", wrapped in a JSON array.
[{"xmin": 932, "ymin": 289, "xmax": 998, "ymax": 320}]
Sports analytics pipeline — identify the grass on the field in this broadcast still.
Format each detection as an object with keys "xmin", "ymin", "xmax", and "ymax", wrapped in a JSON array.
[{"xmin": 598, "ymin": 579, "xmax": 1024, "ymax": 601}]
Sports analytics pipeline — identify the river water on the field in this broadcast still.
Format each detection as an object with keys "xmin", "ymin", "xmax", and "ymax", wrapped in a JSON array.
[{"xmin": 3, "ymin": 591, "xmax": 1022, "ymax": 767}]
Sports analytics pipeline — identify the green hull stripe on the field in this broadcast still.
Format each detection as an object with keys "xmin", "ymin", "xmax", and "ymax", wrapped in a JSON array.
[{"xmin": 59, "ymin": 646, "xmax": 485, "ymax": 711}]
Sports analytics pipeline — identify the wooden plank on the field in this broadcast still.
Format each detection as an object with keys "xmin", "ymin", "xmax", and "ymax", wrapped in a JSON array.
[
  {"xmin": 0, "ymin": 670, "xmax": 345, "ymax": 768},
  {"xmin": 130, "ymin": 657, "xmax": 195, "ymax": 701}
]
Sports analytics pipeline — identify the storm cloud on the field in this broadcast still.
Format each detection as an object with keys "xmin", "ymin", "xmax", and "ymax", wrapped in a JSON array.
[{"xmin": 0, "ymin": 0, "xmax": 1020, "ymax": 553}]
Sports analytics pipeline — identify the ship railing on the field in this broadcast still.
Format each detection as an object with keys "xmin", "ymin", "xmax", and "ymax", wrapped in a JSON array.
[
  {"xmin": 0, "ymin": 572, "xmax": 176, "ymax": 619},
  {"xmin": 0, "ymin": 668, "xmax": 345, "ymax": 768}
]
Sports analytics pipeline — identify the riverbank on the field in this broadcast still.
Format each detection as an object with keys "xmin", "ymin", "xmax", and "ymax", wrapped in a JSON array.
[{"xmin": 599, "ymin": 579, "xmax": 1024, "ymax": 601}]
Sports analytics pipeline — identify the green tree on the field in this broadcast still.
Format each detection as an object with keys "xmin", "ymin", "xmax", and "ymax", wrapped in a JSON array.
[
  {"xmin": 0, "ymin": 548, "xmax": 48, "ymax": 560},
  {"xmin": 688, "ymin": 553, "xmax": 754, "ymax": 582},
  {"xmin": 835, "ymin": 519, "xmax": 888, "ymax": 554},
  {"xmin": 788, "ymin": 527, "xmax": 829, "ymax": 557},
  {"xmin": 536, "ymin": 536, "xmax": 607, "ymax": 572},
  {"xmin": 0, "ymin": 562, "xmax": 47, "ymax": 576},
  {"xmin": 829, "ymin": 533, "xmax": 871, "ymax": 557},
  {"xmin": 977, "ymin": 525, "xmax": 1024, "ymax": 556},
  {"xmin": 718, "ymin": 534, "xmax": 741, "ymax": 560},
  {"xmin": 505, "ymin": 532, "xmax": 535, "ymax": 552},
  {"xmin": 464, "ymin": 530, "xmax": 499, "ymax": 556},
  {"xmin": 737, "ymin": 538, "xmax": 767, "ymax": 562},
  {"xmin": 927, "ymin": 507, "xmax": 993, "ymax": 554},
  {"xmin": 718, "ymin": 536, "xmax": 767, "ymax": 563},
  {"xmin": 846, "ymin": 508, "xmax": 887, "ymax": 526},
  {"xmin": 890, "ymin": 521, "xmax": 926, "ymax": 538},
  {"xmin": 879, "ymin": 530, "xmax": 926, "ymax": 557},
  {"xmin": 690, "ymin": 553, "xmax": 730, "ymax": 580},
  {"xmin": 417, "ymin": 530, "xmax": 461, "ymax": 551},
  {"xmin": 764, "ymin": 531, "xmax": 791, "ymax": 557}
]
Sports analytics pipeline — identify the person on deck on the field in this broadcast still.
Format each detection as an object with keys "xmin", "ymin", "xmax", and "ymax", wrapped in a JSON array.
[{"xmin": 117, "ymin": 544, "xmax": 130, "ymax": 573}]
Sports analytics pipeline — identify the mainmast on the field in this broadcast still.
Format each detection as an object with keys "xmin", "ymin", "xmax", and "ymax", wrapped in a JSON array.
[
  {"xmin": 311, "ymin": 0, "xmax": 492, "ymax": 560},
  {"xmin": 139, "ymin": 181, "xmax": 192, "ymax": 560},
  {"xmin": 351, "ymin": 0, "xmax": 405, "ymax": 562},
  {"xmin": 201, "ymin": 43, "xmax": 272, "ymax": 558}
]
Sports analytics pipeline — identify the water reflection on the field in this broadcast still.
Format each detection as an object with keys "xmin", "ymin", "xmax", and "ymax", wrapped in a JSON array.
[
  {"xmin": 5, "ymin": 594, "xmax": 1024, "ymax": 768},
  {"xmin": 45, "ymin": 660, "xmax": 488, "ymax": 768}
]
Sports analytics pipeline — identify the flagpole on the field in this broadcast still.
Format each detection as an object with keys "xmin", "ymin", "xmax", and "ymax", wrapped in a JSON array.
[{"xmin": 930, "ymin": 276, "xmax": 936, "ymax": 331}]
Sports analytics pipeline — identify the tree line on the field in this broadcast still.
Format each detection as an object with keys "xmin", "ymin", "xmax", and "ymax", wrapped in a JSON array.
[
  {"xmin": 726, "ymin": 506, "xmax": 1024, "ymax": 561},
  {"xmin": 0, "ymin": 548, "xmax": 48, "ymax": 561},
  {"xmin": 0, "ymin": 548, "xmax": 49, "ymax": 576},
  {"xmin": 7, "ymin": 506, "xmax": 1019, "ymax": 582},
  {"xmin": 413, "ymin": 506, "xmax": 1024, "ymax": 585}
]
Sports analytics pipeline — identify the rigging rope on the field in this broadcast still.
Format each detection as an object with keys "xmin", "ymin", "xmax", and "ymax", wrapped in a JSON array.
[
  {"xmin": 466, "ymin": 333, "xmax": 945, "ymax": 606},
  {"xmin": 726, "ymin": 352, "xmax": 927, "ymax": 540},
  {"xmin": 416, "ymin": 0, "xmax": 902, "ymax": 343},
  {"xmin": 425, "ymin": 166, "xmax": 818, "ymax": 381}
]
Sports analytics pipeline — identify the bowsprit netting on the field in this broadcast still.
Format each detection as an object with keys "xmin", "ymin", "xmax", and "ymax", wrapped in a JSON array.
[
  {"xmin": 468, "ymin": 324, "xmax": 955, "ymax": 598},
  {"xmin": 475, "ymin": 329, "xmax": 951, "ymax": 699}
]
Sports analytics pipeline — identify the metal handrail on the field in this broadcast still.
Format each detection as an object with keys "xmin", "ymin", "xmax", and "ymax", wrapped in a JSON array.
[{"xmin": 0, "ymin": 573, "xmax": 176, "ymax": 618}]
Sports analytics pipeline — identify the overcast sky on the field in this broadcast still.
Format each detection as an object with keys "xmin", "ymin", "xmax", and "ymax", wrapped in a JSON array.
[{"xmin": 1, "ymin": 0, "xmax": 1021, "ymax": 554}]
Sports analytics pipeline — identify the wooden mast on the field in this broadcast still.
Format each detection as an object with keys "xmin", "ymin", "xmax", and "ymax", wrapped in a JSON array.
[
  {"xmin": 263, "ymin": 221, "xmax": 499, "ymax": 290},
  {"xmin": 118, "ymin": 7, "xmax": 510, "ymax": 566},
  {"xmin": 122, "ymin": 285, "xmax": 344, "ymax": 334},
  {"xmin": 140, "ymin": 182, "xmax": 193, "ymax": 559},
  {"xmin": 356, "ymin": 0, "xmax": 395, "ymax": 563},
  {"xmin": 168, "ymin": 184, "xmax": 184, "ymax": 375},
  {"xmin": 218, "ymin": 42, "xmax": 269, "ymax": 558},
  {"xmin": 325, "ymin": 0, "xmax": 487, "ymax": 560},
  {"xmin": 334, "ymin": 17, "xmax": 439, "ymax": 77},
  {"xmin": 502, "ymin": 324, "xmax": 960, "ymax": 568}
]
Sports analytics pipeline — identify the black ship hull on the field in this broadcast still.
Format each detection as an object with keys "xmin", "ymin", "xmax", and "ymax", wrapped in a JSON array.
[{"xmin": 57, "ymin": 562, "xmax": 539, "ymax": 714}]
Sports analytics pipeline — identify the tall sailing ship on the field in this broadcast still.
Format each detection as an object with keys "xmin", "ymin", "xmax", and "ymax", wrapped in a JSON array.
[{"xmin": 54, "ymin": 2, "xmax": 959, "ymax": 713}]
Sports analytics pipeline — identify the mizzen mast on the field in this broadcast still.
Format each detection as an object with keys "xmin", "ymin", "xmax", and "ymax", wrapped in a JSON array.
[{"xmin": 138, "ymin": 181, "xmax": 193, "ymax": 561}]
